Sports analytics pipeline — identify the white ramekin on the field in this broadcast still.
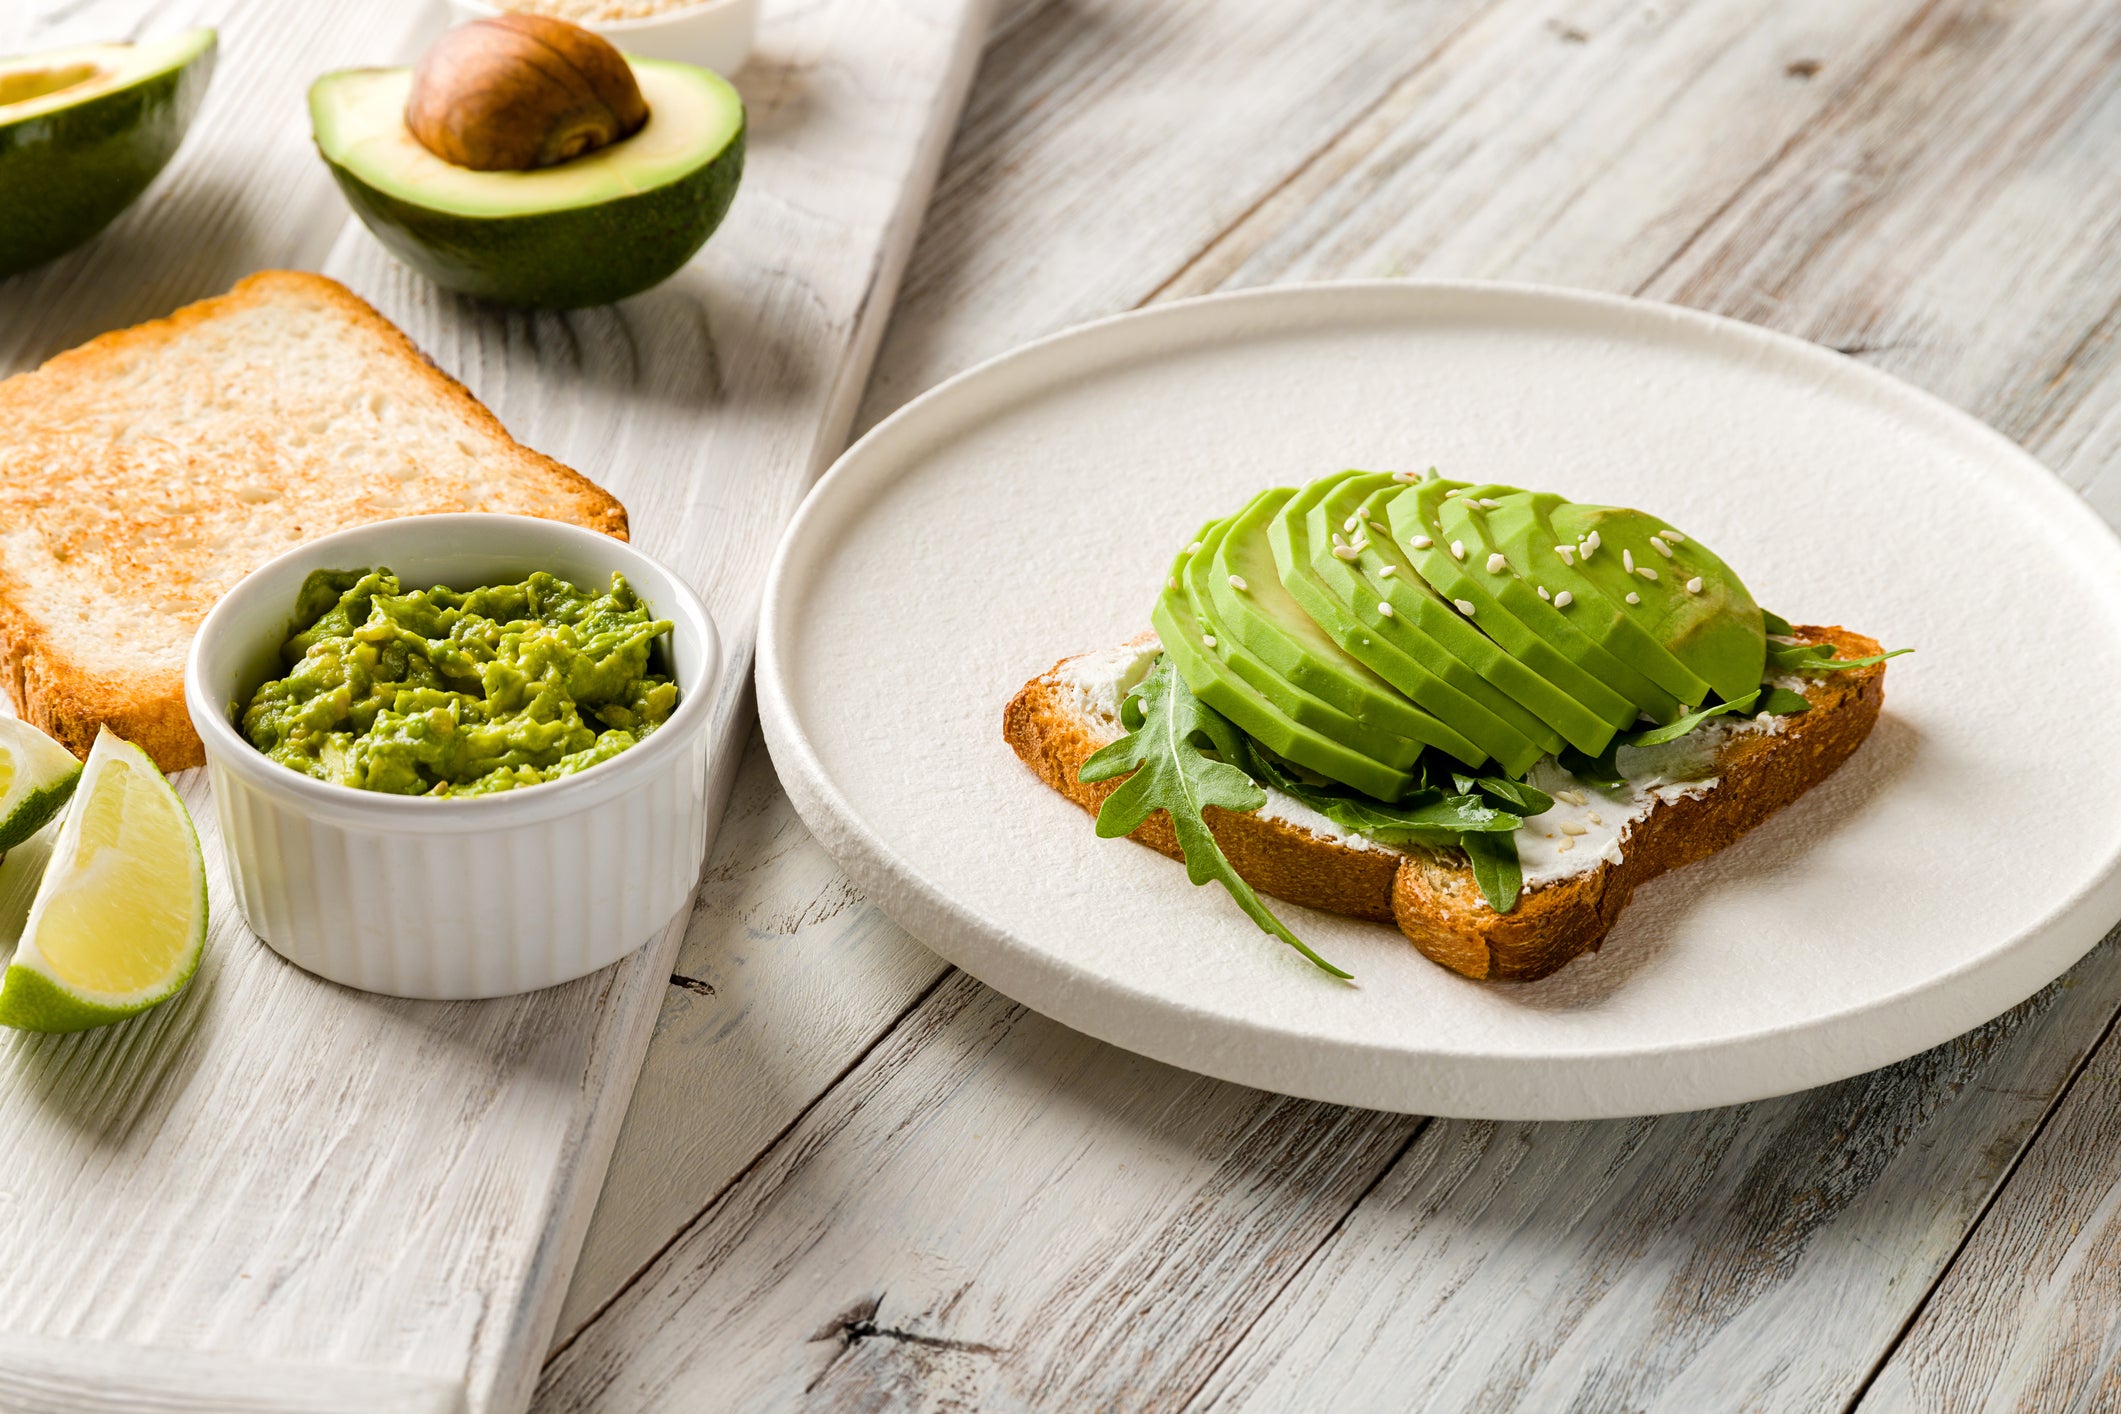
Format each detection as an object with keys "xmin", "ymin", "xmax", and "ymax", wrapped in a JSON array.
[
  {"xmin": 185, "ymin": 513, "xmax": 719, "ymax": 1000},
  {"xmin": 446, "ymin": 0, "xmax": 760, "ymax": 74}
]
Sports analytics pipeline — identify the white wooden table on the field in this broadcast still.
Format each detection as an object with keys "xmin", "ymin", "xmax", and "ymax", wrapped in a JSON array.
[
  {"xmin": 541, "ymin": 1, "xmax": 2121, "ymax": 1408},
  {"xmin": 9, "ymin": 0, "xmax": 2121, "ymax": 1409}
]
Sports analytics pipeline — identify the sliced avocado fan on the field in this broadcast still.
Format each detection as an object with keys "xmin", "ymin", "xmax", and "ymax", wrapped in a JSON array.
[{"xmin": 1153, "ymin": 471, "xmax": 1767, "ymax": 801}]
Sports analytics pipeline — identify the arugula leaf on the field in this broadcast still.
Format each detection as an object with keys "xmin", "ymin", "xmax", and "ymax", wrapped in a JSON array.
[
  {"xmin": 1080, "ymin": 658, "xmax": 1350, "ymax": 978},
  {"xmin": 1245, "ymin": 748, "xmax": 1519, "ymax": 840},
  {"xmin": 1762, "ymin": 608, "xmax": 1794, "ymax": 636},
  {"xmin": 1558, "ymin": 740, "xmax": 1626, "ymax": 789},
  {"xmin": 1755, "ymin": 686, "xmax": 1813, "ymax": 716},
  {"xmin": 1620, "ymin": 690, "xmax": 1761, "ymax": 748},
  {"xmin": 1452, "ymin": 772, "xmax": 1554, "ymax": 818},
  {"xmin": 1766, "ymin": 641, "xmax": 1913, "ymax": 676},
  {"xmin": 1460, "ymin": 831, "xmax": 1524, "ymax": 914}
]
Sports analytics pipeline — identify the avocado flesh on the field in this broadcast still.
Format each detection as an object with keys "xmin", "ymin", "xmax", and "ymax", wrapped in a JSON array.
[
  {"xmin": 1205, "ymin": 489, "xmax": 1486, "ymax": 769},
  {"xmin": 1157, "ymin": 535, "xmax": 1413, "ymax": 801},
  {"xmin": 1188, "ymin": 510, "xmax": 1453, "ymax": 775},
  {"xmin": 1389, "ymin": 478, "xmax": 1680, "ymax": 725},
  {"xmin": 1330, "ymin": 478, "xmax": 1621, "ymax": 757},
  {"xmin": 310, "ymin": 60, "xmax": 744, "ymax": 308},
  {"xmin": 0, "ymin": 30, "xmax": 215, "ymax": 278},
  {"xmin": 1481, "ymin": 490, "xmax": 1710, "ymax": 712},
  {"xmin": 1547, "ymin": 502, "xmax": 1765, "ymax": 702},
  {"xmin": 1277, "ymin": 472, "xmax": 1552, "ymax": 776}
]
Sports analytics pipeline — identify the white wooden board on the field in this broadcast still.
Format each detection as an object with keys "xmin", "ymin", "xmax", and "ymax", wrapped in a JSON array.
[{"xmin": 0, "ymin": 0, "xmax": 988, "ymax": 1409}]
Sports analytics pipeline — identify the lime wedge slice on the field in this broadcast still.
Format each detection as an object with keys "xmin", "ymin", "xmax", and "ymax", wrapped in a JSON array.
[
  {"xmin": 0, "ymin": 729, "xmax": 206, "ymax": 1033},
  {"xmin": 0, "ymin": 716, "xmax": 82, "ymax": 853}
]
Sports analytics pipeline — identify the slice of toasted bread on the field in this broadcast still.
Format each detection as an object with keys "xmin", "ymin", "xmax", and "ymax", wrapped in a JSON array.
[
  {"xmin": 1003, "ymin": 627, "xmax": 1886, "ymax": 981},
  {"xmin": 0, "ymin": 271, "xmax": 628, "ymax": 769}
]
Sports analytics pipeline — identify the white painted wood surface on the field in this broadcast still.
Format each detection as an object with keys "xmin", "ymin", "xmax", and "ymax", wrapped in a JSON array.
[
  {"xmin": 0, "ymin": 1, "xmax": 988, "ymax": 1411},
  {"xmin": 543, "ymin": 0, "xmax": 2121, "ymax": 1405}
]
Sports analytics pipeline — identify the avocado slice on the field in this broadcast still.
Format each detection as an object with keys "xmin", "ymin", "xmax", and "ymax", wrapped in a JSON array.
[
  {"xmin": 1203, "ymin": 489, "xmax": 1487, "ymax": 769},
  {"xmin": 1547, "ymin": 502, "xmax": 1765, "ymax": 702},
  {"xmin": 1154, "ymin": 533, "xmax": 1413, "ymax": 801},
  {"xmin": 1479, "ymin": 490, "xmax": 1712, "ymax": 711},
  {"xmin": 1185, "ymin": 511, "xmax": 1454, "ymax": 776},
  {"xmin": 1319, "ymin": 474, "xmax": 1621, "ymax": 757},
  {"xmin": 310, "ymin": 58, "xmax": 744, "ymax": 309},
  {"xmin": 1274, "ymin": 471, "xmax": 1552, "ymax": 776},
  {"xmin": 1388, "ymin": 477, "xmax": 1681, "ymax": 724},
  {"xmin": 0, "ymin": 30, "xmax": 215, "ymax": 278}
]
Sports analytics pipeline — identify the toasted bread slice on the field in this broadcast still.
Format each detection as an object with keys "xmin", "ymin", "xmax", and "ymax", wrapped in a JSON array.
[
  {"xmin": 0, "ymin": 271, "xmax": 627, "ymax": 769},
  {"xmin": 1004, "ymin": 627, "xmax": 1886, "ymax": 981}
]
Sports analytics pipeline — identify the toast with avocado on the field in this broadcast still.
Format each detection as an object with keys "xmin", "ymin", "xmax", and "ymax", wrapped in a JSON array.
[
  {"xmin": 1002, "ymin": 470, "xmax": 1902, "ymax": 982},
  {"xmin": 0, "ymin": 270, "xmax": 626, "ymax": 770}
]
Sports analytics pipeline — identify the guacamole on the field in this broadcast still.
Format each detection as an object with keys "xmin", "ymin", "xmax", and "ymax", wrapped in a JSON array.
[{"xmin": 242, "ymin": 568, "xmax": 678, "ymax": 797}]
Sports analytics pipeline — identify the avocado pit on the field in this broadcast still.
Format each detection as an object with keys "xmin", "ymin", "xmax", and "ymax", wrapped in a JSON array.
[{"xmin": 404, "ymin": 14, "xmax": 647, "ymax": 172}]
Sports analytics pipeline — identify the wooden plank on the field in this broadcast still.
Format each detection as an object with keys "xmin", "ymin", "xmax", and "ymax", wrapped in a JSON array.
[
  {"xmin": 0, "ymin": 0, "xmax": 989, "ymax": 1410},
  {"xmin": 1194, "ymin": 936, "xmax": 2121, "ymax": 1412},
  {"xmin": 536, "ymin": 974, "xmax": 1420, "ymax": 1410},
  {"xmin": 0, "ymin": 1334, "xmax": 463, "ymax": 1414},
  {"xmin": 555, "ymin": 728, "xmax": 949, "ymax": 1340},
  {"xmin": 551, "ymin": 0, "xmax": 2121, "ymax": 1403},
  {"xmin": 1859, "ymin": 1010, "xmax": 2121, "ymax": 1412}
]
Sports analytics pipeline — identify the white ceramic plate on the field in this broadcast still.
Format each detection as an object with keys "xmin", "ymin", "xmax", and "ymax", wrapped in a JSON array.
[{"xmin": 758, "ymin": 282, "xmax": 2121, "ymax": 1119}]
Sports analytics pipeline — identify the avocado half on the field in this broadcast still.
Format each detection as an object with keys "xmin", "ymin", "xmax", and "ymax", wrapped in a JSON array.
[
  {"xmin": 310, "ymin": 59, "xmax": 745, "ymax": 309},
  {"xmin": 0, "ymin": 29, "xmax": 216, "ymax": 279}
]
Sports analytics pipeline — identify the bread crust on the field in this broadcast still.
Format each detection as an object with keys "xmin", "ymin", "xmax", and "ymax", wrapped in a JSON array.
[
  {"xmin": 1003, "ymin": 627, "xmax": 1886, "ymax": 981},
  {"xmin": 0, "ymin": 271, "xmax": 629, "ymax": 769}
]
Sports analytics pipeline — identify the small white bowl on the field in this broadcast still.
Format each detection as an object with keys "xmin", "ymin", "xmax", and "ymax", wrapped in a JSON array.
[
  {"xmin": 447, "ymin": 0, "xmax": 759, "ymax": 74},
  {"xmin": 186, "ymin": 513, "xmax": 719, "ymax": 1000}
]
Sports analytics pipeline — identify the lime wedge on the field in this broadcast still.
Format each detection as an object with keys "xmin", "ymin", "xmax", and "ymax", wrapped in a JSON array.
[
  {"xmin": 0, "ymin": 729, "xmax": 206, "ymax": 1033},
  {"xmin": 0, "ymin": 716, "xmax": 82, "ymax": 853}
]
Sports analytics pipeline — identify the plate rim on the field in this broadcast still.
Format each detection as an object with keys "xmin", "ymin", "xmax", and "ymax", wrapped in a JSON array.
[{"xmin": 758, "ymin": 278, "xmax": 2121, "ymax": 1118}]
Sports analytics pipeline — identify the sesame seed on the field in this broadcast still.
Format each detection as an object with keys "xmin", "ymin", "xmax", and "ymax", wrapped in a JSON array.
[
  {"xmin": 1560, "ymin": 821, "xmax": 1587, "ymax": 836},
  {"xmin": 1554, "ymin": 591, "xmax": 1574, "ymax": 608},
  {"xmin": 1486, "ymin": 552, "xmax": 1508, "ymax": 573},
  {"xmin": 1636, "ymin": 566, "xmax": 1658, "ymax": 581},
  {"xmin": 1344, "ymin": 515, "xmax": 1360, "ymax": 533},
  {"xmin": 1623, "ymin": 548, "xmax": 1636, "ymax": 572},
  {"xmin": 1378, "ymin": 601, "xmax": 1395, "ymax": 618},
  {"xmin": 1378, "ymin": 564, "xmax": 1396, "ymax": 578},
  {"xmin": 1478, "ymin": 497, "xmax": 1501, "ymax": 509},
  {"xmin": 1331, "ymin": 531, "xmax": 1347, "ymax": 548},
  {"xmin": 1410, "ymin": 535, "xmax": 1433, "ymax": 550},
  {"xmin": 1555, "ymin": 790, "xmax": 1586, "ymax": 806},
  {"xmin": 1332, "ymin": 544, "xmax": 1360, "ymax": 561},
  {"xmin": 1554, "ymin": 544, "xmax": 1576, "ymax": 565},
  {"xmin": 1686, "ymin": 576, "xmax": 1703, "ymax": 594},
  {"xmin": 1557, "ymin": 837, "xmax": 1576, "ymax": 853},
  {"xmin": 1649, "ymin": 536, "xmax": 1673, "ymax": 557},
  {"xmin": 1186, "ymin": 542, "xmax": 1201, "ymax": 554},
  {"xmin": 1202, "ymin": 634, "xmax": 1217, "ymax": 648},
  {"xmin": 1445, "ymin": 487, "xmax": 1464, "ymax": 498},
  {"xmin": 1537, "ymin": 585, "xmax": 1551, "ymax": 600},
  {"xmin": 1450, "ymin": 540, "xmax": 1466, "ymax": 560},
  {"xmin": 1585, "ymin": 531, "xmax": 1601, "ymax": 554},
  {"xmin": 1625, "ymin": 591, "xmax": 1641, "ymax": 604},
  {"xmin": 1229, "ymin": 574, "xmax": 1248, "ymax": 591},
  {"xmin": 1587, "ymin": 812, "xmax": 1603, "ymax": 826},
  {"xmin": 1351, "ymin": 537, "xmax": 1370, "ymax": 553},
  {"xmin": 1167, "ymin": 577, "xmax": 1178, "ymax": 590},
  {"xmin": 1664, "ymin": 529, "xmax": 1687, "ymax": 543},
  {"xmin": 1392, "ymin": 469, "xmax": 1422, "ymax": 483},
  {"xmin": 1454, "ymin": 598, "xmax": 1476, "ymax": 616}
]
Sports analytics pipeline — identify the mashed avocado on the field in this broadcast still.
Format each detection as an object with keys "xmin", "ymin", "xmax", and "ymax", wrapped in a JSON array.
[{"xmin": 242, "ymin": 567, "xmax": 678, "ymax": 796}]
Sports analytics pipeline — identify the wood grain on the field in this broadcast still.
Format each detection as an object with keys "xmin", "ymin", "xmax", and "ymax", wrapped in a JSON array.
[
  {"xmin": 0, "ymin": 0, "xmax": 987, "ymax": 1410},
  {"xmin": 553, "ymin": 0, "xmax": 2121, "ymax": 1404},
  {"xmin": 537, "ymin": 973, "xmax": 1420, "ymax": 1410}
]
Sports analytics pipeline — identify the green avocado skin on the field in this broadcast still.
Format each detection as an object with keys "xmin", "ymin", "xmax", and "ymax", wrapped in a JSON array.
[
  {"xmin": 0, "ymin": 39, "xmax": 216, "ymax": 279},
  {"xmin": 323, "ymin": 126, "xmax": 745, "ymax": 309}
]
